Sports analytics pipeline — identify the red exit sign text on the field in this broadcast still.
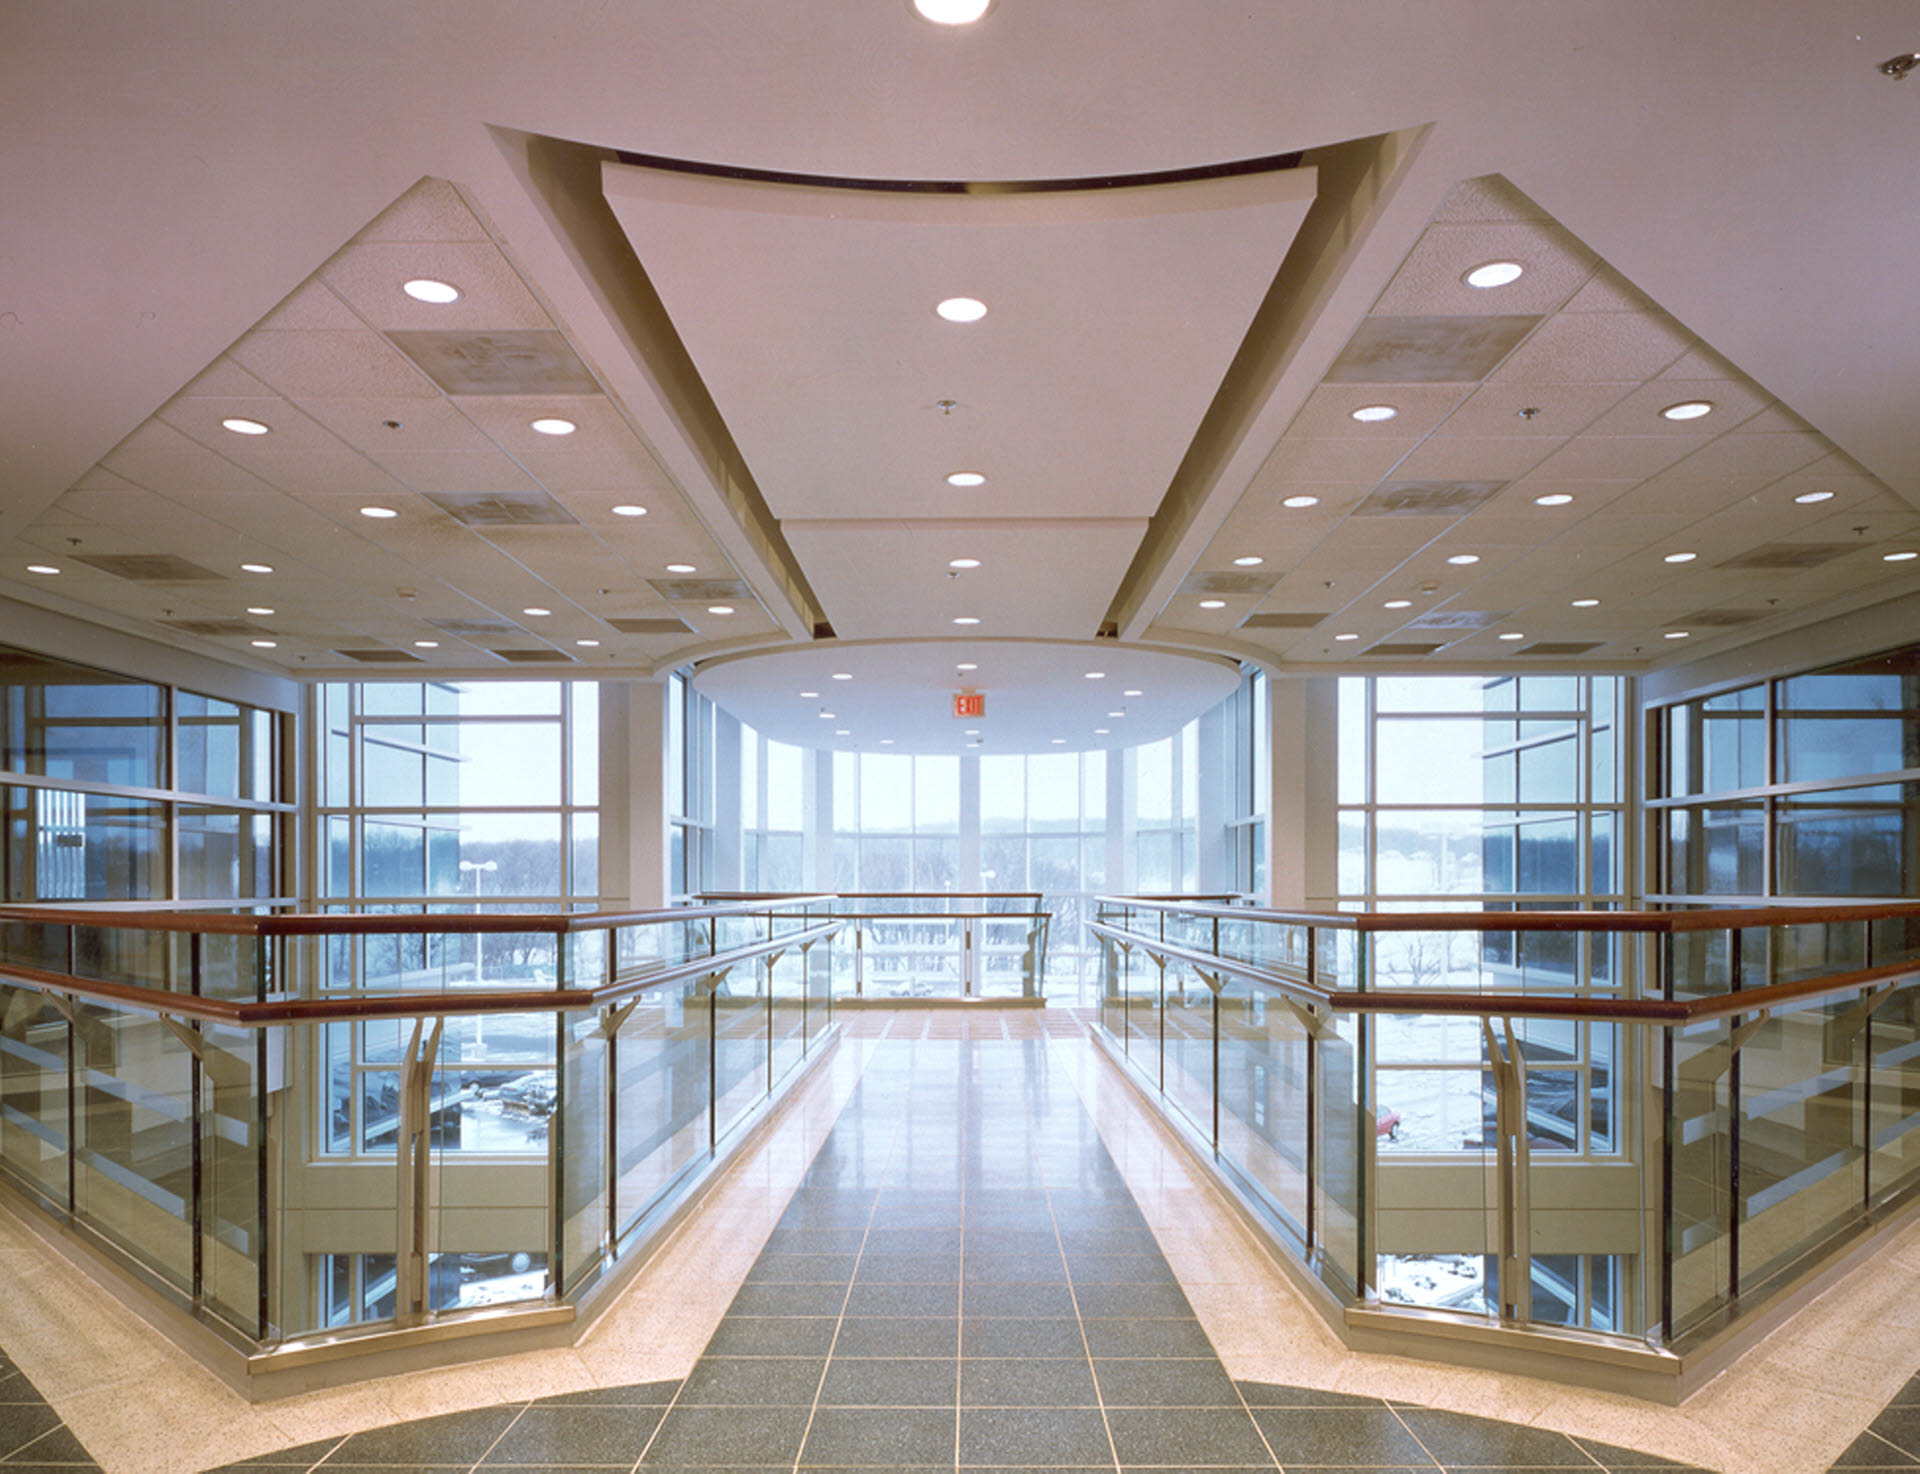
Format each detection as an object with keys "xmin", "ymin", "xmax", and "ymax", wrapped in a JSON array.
[{"xmin": 953, "ymin": 692, "xmax": 986, "ymax": 718}]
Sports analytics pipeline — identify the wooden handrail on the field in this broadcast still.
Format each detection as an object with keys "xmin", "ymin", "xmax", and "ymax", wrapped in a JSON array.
[{"xmin": 1095, "ymin": 896, "xmax": 1920, "ymax": 934}]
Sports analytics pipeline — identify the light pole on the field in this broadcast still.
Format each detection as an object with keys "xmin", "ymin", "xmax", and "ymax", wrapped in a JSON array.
[{"xmin": 459, "ymin": 859, "xmax": 498, "ymax": 980}]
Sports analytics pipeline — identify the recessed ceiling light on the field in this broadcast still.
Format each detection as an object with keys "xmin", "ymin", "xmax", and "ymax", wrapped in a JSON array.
[
  {"xmin": 1665, "ymin": 630, "xmax": 1691, "ymax": 639},
  {"xmin": 1498, "ymin": 632, "xmax": 1525, "ymax": 641},
  {"xmin": 832, "ymin": 672, "xmax": 853, "ymax": 681},
  {"xmin": 241, "ymin": 563, "xmax": 273, "ymax": 574},
  {"xmin": 222, "ymin": 417, "xmax": 270, "ymax": 436},
  {"xmin": 708, "ymin": 605, "xmax": 735, "ymax": 615},
  {"xmin": 523, "ymin": 607, "xmax": 551, "ymax": 617},
  {"xmin": 1085, "ymin": 671, "xmax": 1105, "ymax": 680},
  {"xmin": 948, "ymin": 558, "xmax": 981, "ymax": 569},
  {"xmin": 1886, "ymin": 550, "xmax": 1920, "ymax": 562},
  {"xmin": 250, "ymin": 639, "xmax": 277, "ymax": 649},
  {"xmin": 820, "ymin": 711, "xmax": 835, "ymax": 720},
  {"xmin": 955, "ymin": 663, "xmax": 977, "ymax": 673},
  {"xmin": 666, "ymin": 563, "xmax": 696, "ymax": 574},
  {"xmin": 612, "ymin": 504, "xmax": 648, "ymax": 517},
  {"xmin": 1051, "ymin": 738, "xmax": 1065, "ymax": 745},
  {"xmin": 1663, "ymin": 552, "xmax": 1697, "ymax": 564},
  {"xmin": 800, "ymin": 691, "xmax": 819, "ymax": 699},
  {"xmin": 1199, "ymin": 599, "xmax": 1227, "ymax": 610},
  {"xmin": 953, "ymin": 616, "xmax": 980, "ymax": 625},
  {"xmin": 1233, "ymin": 555, "xmax": 1265, "ymax": 567},
  {"xmin": 936, "ymin": 296, "xmax": 987, "ymax": 323},
  {"xmin": 25, "ymin": 564, "xmax": 59, "ymax": 575},
  {"xmin": 1123, "ymin": 689, "xmax": 1142, "ymax": 697},
  {"xmin": 1383, "ymin": 599, "xmax": 1412, "ymax": 610},
  {"xmin": 881, "ymin": 738, "xmax": 895, "ymax": 745},
  {"xmin": 1094, "ymin": 728, "xmax": 1110, "ymax": 735},
  {"xmin": 414, "ymin": 640, "xmax": 439, "ymax": 648},
  {"xmin": 359, "ymin": 505, "xmax": 398, "ymax": 519},
  {"xmin": 1464, "ymin": 261, "xmax": 1524, "ymax": 288},
  {"xmin": 913, "ymin": 0, "xmax": 991, "ymax": 24},
  {"xmin": 1108, "ymin": 710, "xmax": 1126, "ymax": 718},
  {"xmin": 1350, "ymin": 404, "xmax": 1398, "ymax": 423},
  {"xmin": 836, "ymin": 729, "xmax": 850, "ymax": 737},
  {"xmin": 1282, "ymin": 495, "xmax": 1320, "ymax": 509},
  {"xmin": 947, "ymin": 472, "xmax": 986, "ymax": 488},
  {"xmin": 965, "ymin": 729, "xmax": 980, "ymax": 736},
  {"xmin": 1334, "ymin": 633, "xmax": 1359, "ymax": 642},
  {"xmin": 1794, "ymin": 490, "xmax": 1835, "ymax": 505},
  {"xmin": 1446, "ymin": 554, "xmax": 1480, "ymax": 566},
  {"xmin": 1660, "ymin": 400, "xmax": 1714, "ymax": 422},
  {"xmin": 402, "ymin": 278, "xmax": 461, "ymax": 305},
  {"xmin": 1533, "ymin": 493, "xmax": 1574, "ymax": 507},
  {"xmin": 1572, "ymin": 597, "xmax": 1600, "ymax": 608},
  {"xmin": 576, "ymin": 638, "xmax": 600, "ymax": 647},
  {"xmin": 530, "ymin": 417, "xmax": 576, "ymax": 436}
]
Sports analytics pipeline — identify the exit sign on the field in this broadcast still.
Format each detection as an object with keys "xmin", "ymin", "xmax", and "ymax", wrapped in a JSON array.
[{"xmin": 953, "ymin": 691, "xmax": 986, "ymax": 718}]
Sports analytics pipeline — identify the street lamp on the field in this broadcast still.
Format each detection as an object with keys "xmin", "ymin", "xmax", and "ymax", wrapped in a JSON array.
[{"xmin": 459, "ymin": 859, "xmax": 497, "ymax": 981}]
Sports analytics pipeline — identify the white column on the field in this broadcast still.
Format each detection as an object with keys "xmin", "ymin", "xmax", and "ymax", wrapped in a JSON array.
[
  {"xmin": 1270, "ymin": 675, "xmax": 1338, "ymax": 908},
  {"xmin": 599, "ymin": 680, "xmax": 670, "ymax": 908}
]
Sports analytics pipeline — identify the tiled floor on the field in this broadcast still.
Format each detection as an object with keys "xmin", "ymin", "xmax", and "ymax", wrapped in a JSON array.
[{"xmin": 4, "ymin": 1013, "xmax": 1920, "ymax": 1472}]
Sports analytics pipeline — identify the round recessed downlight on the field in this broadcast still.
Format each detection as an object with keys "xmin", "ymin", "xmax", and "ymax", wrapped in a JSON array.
[
  {"xmin": 250, "ymin": 639, "xmax": 277, "ymax": 649},
  {"xmin": 1334, "ymin": 633, "xmax": 1359, "ymax": 642},
  {"xmin": 414, "ymin": 640, "xmax": 439, "ymax": 648},
  {"xmin": 936, "ymin": 296, "xmax": 987, "ymax": 323},
  {"xmin": 1108, "ymin": 710, "xmax": 1126, "ymax": 718},
  {"xmin": 835, "ymin": 729, "xmax": 850, "ymax": 737},
  {"xmin": 1664, "ymin": 552, "xmax": 1697, "ymax": 564},
  {"xmin": 800, "ymin": 691, "xmax": 819, "ymax": 699},
  {"xmin": 1282, "ymin": 495, "xmax": 1320, "ymax": 509},
  {"xmin": 832, "ymin": 672, "xmax": 853, "ymax": 681},
  {"xmin": 359, "ymin": 505, "xmax": 398, "ymax": 519},
  {"xmin": 1199, "ymin": 599, "xmax": 1227, "ymax": 609},
  {"xmin": 576, "ymin": 638, "xmax": 600, "ymax": 647},
  {"xmin": 1383, "ymin": 599, "xmax": 1412, "ymax": 610},
  {"xmin": 1350, "ymin": 404, "xmax": 1399, "ymax": 423},
  {"xmin": 953, "ymin": 616, "xmax": 980, "ymax": 625},
  {"xmin": 708, "ymin": 605, "xmax": 735, "ymax": 615},
  {"xmin": 1886, "ymin": 550, "xmax": 1920, "ymax": 562},
  {"xmin": 402, "ymin": 278, "xmax": 461, "ymax": 305},
  {"xmin": 1233, "ymin": 555, "xmax": 1265, "ymax": 567},
  {"xmin": 612, "ymin": 504, "xmax": 648, "ymax": 517},
  {"xmin": 1499, "ymin": 632, "xmax": 1526, "ymax": 641},
  {"xmin": 247, "ymin": 606, "xmax": 274, "ymax": 615},
  {"xmin": 946, "ymin": 471, "xmax": 986, "ymax": 488},
  {"xmin": 913, "ymin": 0, "xmax": 990, "ymax": 24},
  {"xmin": 1085, "ymin": 671, "xmax": 1105, "ymax": 680},
  {"xmin": 530, "ymin": 417, "xmax": 576, "ymax": 436},
  {"xmin": 1446, "ymin": 553, "xmax": 1480, "ymax": 566},
  {"xmin": 1464, "ymin": 261, "xmax": 1525, "ymax": 289},
  {"xmin": 1094, "ymin": 728, "xmax": 1110, "ymax": 736},
  {"xmin": 820, "ymin": 711, "xmax": 835, "ymax": 720},
  {"xmin": 1661, "ymin": 400, "xmax": 1714, "ymax": 422},
  {"xmin": 956, "ymin": 663, "xmax": 978, "ymax": 673},
  {"xmin": 948, "ymin": 558, "xmax": 981, "ymax": 569},
  {"xmin": 1572, "ymin": 598, "xmax": 1600, "ymax": 608},
  {"xmin": 222, "ymin": 417, "xmax": 270, "ymax": 436},
  {"xmin": 1794, "ymin": 490, "xmax": 1835, "ymax": 504},
  {"xmin": 666, "ymin": 563, "xmax": 697, "ymax": 573},
  {"xmin": 1123, "ymin": 689, "xmax": 1143, "ymax": 697},
  {"xmin": 241, "ymin": 563, "xmax": 274, "ymax": 574},
  {"xmin": 881, "ymin": 738, "xmax": 895, "ymax": 746},
  {"xmin": 1051, "ymin": 738, "xmax": 1065, "ymax": 744},
  {"xmin": 26, "ymin": 564, "xmax": 59, "ymax": 575},
  {"xmin": 1533, "ymin": 493, "xmax": 1574, "ymax": 507},
  {"xmin": 1666, "ymin": 630, "xmax": 1691, "ymax": 639}
]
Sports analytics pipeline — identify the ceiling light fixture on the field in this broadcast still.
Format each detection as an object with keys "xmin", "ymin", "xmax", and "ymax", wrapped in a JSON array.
[
  {"xmin": 612, "ymin": 504, "xmax": 647, "ymax": 517},
  {"xmin": 708, "ymin": 605, "xmax": 735, "ymax": 615},
  {"xmin": 1233, "ymin": 555, "xmax": 1265, "ymax": 567},
  {"xmin": 1533, "ymin": 493, "xmax": 1574, "ymax": 507},
  {"xmin": 1499, "ymin": 632, "xmax": 1525, "ymax": 641},
  {"xmin": 1666, "ymin": 630, "xmax": 1691, "ymax": 639},
  {"xmin": 955, "ymin": 663, "xmax": 977, "ymax": 673},
  {"xmin": 1108, "ymin": 710, "xmax": 1126, "ymax": 718},
  {"xmin": 1282, "ymin": 495, "xmax": 1320, "ymax": 509},
  {"xmin": 800, "ymin": 691, "xmax": 819, "ymax": 699},
  {"xmin": 414, "ymin": 640, "xmax": 438, "ymax": 648},
  {"xmin": 1660, "ymin": 400, "xmax": 1714, "ymax": 422},
  {"xmin": 913, "ymin": 0, "xmax": 991, "ymax": 24},
  {"xmin": 881, "ymin": 738, "xmax": 895, "ymax": 745},
  {"xmin": 946, "ymin": 472, "xmax": 986, "ymax": 488},
  {"xmin": 359, "ymin": 505, "xmax": 398, "ymax": 519},
  {"xmin": 247, "ymin": 606, "xmax": 274, "ymax": 615},
  {"xmin": 1886, "ymin": 550, "xmax": 1920, "ymax": 562},
  {"xmin": 1094, "ymin": 728, "xmax": 1110, "ymax": 736},
  {"xmin": 402, "ymin": 278, "xmax": 461, "ymax": 305},
  {"xmin": 241, "ymin": 563, "xmax": 273, "ymax": 574},
  {"xmin": 1446, "ymin": 554, "xmax": 1480, "ymax": 566},
  {"xmin": 1794, "ymin": 490, "xmax": 1835, "ymax": 504},
  {"xmin": 1123, "ymin": 689, "xmax": 1142, "ymax": 697},
  {"xmin": 576, "ymin": 638, "xmax": 600, "ymax": 647},
  {"xmin": 936, "ymin": 296, "xmax": 987, "ymax": 323},
  {"xmin": 953, "ymin": 616, "xmax": 980, "ymax": 625},
  {"xmin": 1572, "ymin": 597, "xmax": 1601, "ymax": 608},
  {"xmin": 523, "ymin": 607, "xmax": 551, "ymax": 617},
  {"xmin": 1350, "ymin": 404, "xmax": 1398, "ymax": 423},
  {"xmin": 820, "ymin": 711, "xmax": 835, "ymax": 720},
  {"xmin": 530, "ymin": 417, "xmax": 576, "ymax": 436},
  {"xmin": 1084, "ymin": 672, "xmax": 1105, "ymax": 681},
  {"xmin": 222, "ymin": 417, "xmax": 270, "ymax": 436},
  {"xmin": 1335, "ymin": 633, "xmax": 1359, "ymax": 642},
  {"xmin": 26, "ymin": 564, "xmax": 59, "ymax": 575},
  {"xmin": 836, "ymin": 729, "xmax": 850, "ymax": 737},
  {"xmin": 1199, "ymin": 599, "xmax": 1227, "ymax": 609},
  {"xmin": 1051, "ymin": 738, "xmax": 1065, "ymax": 745},
  {"xmin": 250, "ymin": 639, "xmax": 277, "ymax": 649},
  {"xmin": 1383, "ymin": 599, "xmax": 1412, "ymax": 610},
  {"xmin": 666, "ymin": 563, "xmax": 696, "ymax": 573},
  {"xmin": 1464, "ymin": 261, "xmax": 1525, "ymax": 288},
  {"xmin": 1664, "ymin": 552, "xmax": 1697, "ymax": 564},
  {"xmin": 948, "ymin": 558, "xmax": 980, "ymax": 569},
  {"xmin": 832, "ymin": 672, "xmax": 852, "ymax": 681}
]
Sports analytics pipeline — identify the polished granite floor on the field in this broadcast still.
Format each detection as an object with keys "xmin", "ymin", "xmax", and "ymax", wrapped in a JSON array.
[{"xmin": 4, "ymin": 1026, "xmax": 1917, "ymax": 1472}]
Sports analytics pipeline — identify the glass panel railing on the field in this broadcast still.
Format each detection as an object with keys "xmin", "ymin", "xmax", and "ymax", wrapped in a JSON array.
[
  {"xmin": 1164, "ymin": 964, "xmax": 1214, "ymax": 1145},
  {"xmin": 1668, "ymin": 1014, "xmax": 1734, "ymax": 1339},
  {"xmin": 1216, "ymin": 976, "xmax": 1310, "ymax": 1247},
  {"xmin": 612, "ymin": 973, "xmax": 710, "ymax": 1243},
  {"xmin": 0, "ymin": 984, "xmax": 70, "ymax": 1206},
  {"xmin": 712, "ymin": 965, "xmax": 768, "ymax": 1146},
  {"xmin": 201, "ymin": 1017, "xmax": 263, "ymax": 1337}
]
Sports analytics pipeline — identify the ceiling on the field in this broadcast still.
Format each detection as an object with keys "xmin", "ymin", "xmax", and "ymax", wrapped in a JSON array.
[{"xmin": 4, "ymin": 2, "xmax": 1919, "ymax": 748}]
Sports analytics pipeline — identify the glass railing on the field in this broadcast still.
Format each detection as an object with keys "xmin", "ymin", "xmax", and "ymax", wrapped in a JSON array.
[
  {"xmin": 700, "ymin": 893, "xmax": 1051, "ymax": 1000},
  {"xmin": 1092, "ymin": 895, "xmax": 1920, "ymax": 1392},
  {"xmin": 0, "ymin": 897, "xmax": 840, "ymax": 1363}
]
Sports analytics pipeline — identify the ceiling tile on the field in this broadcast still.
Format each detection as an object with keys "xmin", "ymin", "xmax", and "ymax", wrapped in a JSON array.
[
  {"xmin": 230, "ymin": 329, "xmax": 439, "ymax": 400},
  {"xmin": 1489, "ymin": 310, "xmax": 1691, "ymax": 383},
  {"xmin": 1368, "ymin": 220, "xmax": 1596, "ymax": 317}
]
